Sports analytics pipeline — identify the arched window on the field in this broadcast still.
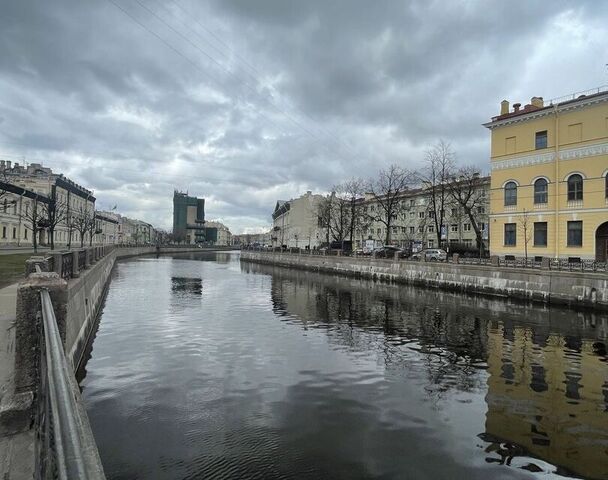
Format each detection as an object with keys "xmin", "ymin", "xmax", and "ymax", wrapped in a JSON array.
[
  {"xmin": 605, "ymin": 175, "xmax": 608, "ymax": 199},
  {"xmin": 567, "ymin": 174, "xmax": 583, "ymax": 201},
  {"xmin": 504, "ymin": 181, "xmax": 517, "ymax": 206},
  {"xmin": 534, "ymin": 178, "xmax": 548, "ymax": 204}
]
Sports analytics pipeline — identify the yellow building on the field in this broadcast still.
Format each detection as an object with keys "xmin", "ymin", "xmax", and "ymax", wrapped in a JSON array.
[{"xmin": 484, "ymin": 87, "xmax": 608, "ymax": 260}]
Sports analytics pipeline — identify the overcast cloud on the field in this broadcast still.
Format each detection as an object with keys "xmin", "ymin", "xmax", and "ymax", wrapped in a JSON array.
[{"xmin": 1, "ymin": 0, "xmax": 607, "ymax": 233}]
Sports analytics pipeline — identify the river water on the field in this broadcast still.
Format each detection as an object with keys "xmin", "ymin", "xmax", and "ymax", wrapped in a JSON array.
[{"xmin": 80, "ymin": 252, "xmax": 608, "ymax": 479}]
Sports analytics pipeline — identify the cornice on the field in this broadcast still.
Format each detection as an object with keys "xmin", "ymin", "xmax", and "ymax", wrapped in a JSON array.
[
  {"xmin": 484, "ymin": 93, "xmax": 608, "ymax": 130},
  {"xmin": 491, "ymin": 141, "xmax": 608, "ymax": 171}
]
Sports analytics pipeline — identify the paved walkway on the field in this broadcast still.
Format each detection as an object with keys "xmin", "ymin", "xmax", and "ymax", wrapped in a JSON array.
[{"xmin": 0, "ymin": 282, "xmax": 34, "ymax": 479}]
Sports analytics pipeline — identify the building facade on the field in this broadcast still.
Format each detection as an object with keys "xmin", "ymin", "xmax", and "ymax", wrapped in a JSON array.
[
  {"xmin": 173, "ymin": 190, "xmax": 205, "ymax": 244},
  {"xmin": 203, "ymin": 220, "xmax": 232, "ymax": 246},
  {"xmin": 271, "ymin": 191, "xmax": 325, "ymax": 248},
  {"xmin": 355, "ymin": 179, "xmax": 490, "ymax": 252},
  {"xmin": 485, "ymin": 88, "xmax": 608, "ymax": 260},
  {"xmin": 1, "ymin": 161, "xmax": 95, "ymax": 247}
]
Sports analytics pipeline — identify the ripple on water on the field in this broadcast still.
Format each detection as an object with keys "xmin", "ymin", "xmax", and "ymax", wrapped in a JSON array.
[{"xmin": 81, "ymin": 255, "xmax": 608, "ymax": 480}]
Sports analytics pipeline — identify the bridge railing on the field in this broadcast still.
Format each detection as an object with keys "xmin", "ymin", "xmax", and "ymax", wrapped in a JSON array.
[{"xmin": 38, "ymin": 287, "xmax": 106, "ymax": 479}]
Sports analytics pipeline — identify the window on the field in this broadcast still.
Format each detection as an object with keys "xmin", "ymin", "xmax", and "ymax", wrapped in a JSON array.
[
  {"xmin": 1, "ymin": 226, "xmax": 5, "ymax": 238},
  {"xmin": 429, "ymin": 211, "xmax": 435, "ymax": 218},
  {"xmin": 451, "ymin": 208, "xmax": 457, "ymax": 216},
  {"xmin": 504, "ymin": 223, "xmax": 516, "ymax": 246},
  {"xmin": 605, "ymin": 175, "xmax": 608, "ymax": 198},
  {"xmin": 567, "ymin": 221, "xmax": 582, "ymax": 247},
  {"xmin": 12, "ymin": 227, "xmax": 16, "ymax": 239},
  {"xmin": 477, "ymin": 206, "xmax": 485, "ymax": 214},
  {"xmin": 427, "ymin": 239, "xmax": 435, "ymax": 248},
  {"xmin": 463, "ymin": 239, "xmax": 473, "ymax": 247},
  {"xmin": 463, "ymin": 223, "xmax": 471, "ymax": 232},
  {"xmin": 401, "ymin": 227, "xmax": 406, "ymax": 233},
  {"xmin": 535, "ymin": 130, "xmax": 547, "ymax": 149},
  {"xmin": 24, "ymin": 229, "xmax": 28, "ymax": 239},
  {"xmin": 410, "ymin": 200, "xmax": 415, "ymax": 207},
  {"xmin": 377, "ymin": 228, "xmax": 381, "ymax": 236},
  {"xmin": 418, "ymin": 227, "xmax": 423, "ymax": 233},
  {"xmin": 450, "ymin": 224, "xmax": 458, "ymax": 232},
  {"xmin": 504, "ymin": 181, "xmax": 517, "ymax": 206},
  {"xmin": 534, "ymin": 178, "xmax": 548, "ymax": 204},
  {"xmin": 534, "ymin": 222, "xmax": 547, "ymax": 247},
  {"xmin": 567, "ymin": 174, "xmax": 583, "ymax": 201},
  {"xmin": 410, "ymin": 211, "xmax": 414, "ymax": 218},
  {"xmin": 2, "ymin": 199, "xmax": 6, "ymax": 212},
  {"xmin": 409, "ymin": 227, "xmax": 415, "ymax": 234},
  {"xmin": 419, "ymin": 212, "xmax": 424, "ymax": 219},
  {"xmin": 428, "ymin": 225, "xmax": 435, "ymax": 233}
]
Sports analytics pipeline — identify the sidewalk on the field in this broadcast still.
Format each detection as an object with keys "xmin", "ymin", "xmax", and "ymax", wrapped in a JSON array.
[
  {"xmin": 0, "ymin": 282, "xmax": 35, "ymax": 479},
  {"xmin": 0, "ymin": 246, "xmax": 50, "ymax": 256}
]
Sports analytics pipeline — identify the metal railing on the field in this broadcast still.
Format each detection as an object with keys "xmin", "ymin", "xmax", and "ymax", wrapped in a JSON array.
[
  {"xmin": 548, "ymin": 85, "xmax": 608, "ymax": 106},
  {"xmin": 39, "ymin": 289, "xmax": 106, "ymax": 479},
  {"xmin": 241, "ymin": 246, "xmax": 608, "ymax": 273}
]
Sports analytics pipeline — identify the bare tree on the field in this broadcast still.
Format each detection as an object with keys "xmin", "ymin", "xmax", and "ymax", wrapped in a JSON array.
[
  {"xmin": 340, "ymin": 178, "xmax": 365, "ymax": 244},
  {"xmin": 315, "ymin": 196, "xmax": 333, "ymax": 247},
  {"xmin": 41, "ymin": 188, "xmax": 68, "ymax": 250},
  {"xmin": 21, "ymin": 197, "xmax": 46, "ymax": 253},
  {"xmin": 448, "ymin": 167, "xmax": 488, "ymax": 256},
  {"xmin": 419, "ymin": 141, "xmax": 455, "ymax": 249},
  {"xmin": 367, "ymin": 164, "xmax": 412, "ymax": 246},
  {"xmin": 73, "ymin": 205, "xmax": 95, "ymax": 248},
  {"xmin": 519, "ymin": 209, "xmax": 533, "ymax": 262}
]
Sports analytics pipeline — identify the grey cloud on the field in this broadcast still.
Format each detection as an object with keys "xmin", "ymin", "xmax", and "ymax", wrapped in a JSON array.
[{"xmin": 1, "ymin": 0, "xmax": 607, "ymax": 232}]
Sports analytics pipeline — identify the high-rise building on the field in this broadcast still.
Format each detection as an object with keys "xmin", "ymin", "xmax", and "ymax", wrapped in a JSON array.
[
  {"xmin": 484, "ymin": 87, "xmax": 608, "ymax": 260},
  {"xmin": 172, "ymin": 190, "xmax": 205, "ymax": 244}
]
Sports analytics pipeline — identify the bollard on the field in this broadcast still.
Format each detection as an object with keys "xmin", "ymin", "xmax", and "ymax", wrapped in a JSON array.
[{"xmin": 452, "ymin": 253, "xmax": 460, "ymax": 264}]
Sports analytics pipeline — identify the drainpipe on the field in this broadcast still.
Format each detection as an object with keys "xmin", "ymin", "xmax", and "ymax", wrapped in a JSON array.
[{"xmin": 554, "ymin": 105, "xmax": 560, "ymax": 259}]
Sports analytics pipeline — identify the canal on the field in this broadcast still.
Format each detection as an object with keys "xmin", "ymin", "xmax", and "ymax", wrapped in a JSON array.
[{"xmin": 80, "ymin": 252, "xmax": 608, "ymax": 479}]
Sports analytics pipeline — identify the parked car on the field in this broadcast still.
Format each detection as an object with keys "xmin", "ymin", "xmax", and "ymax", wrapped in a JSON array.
[
  {"xmin": 410, "ymin": 249, "xmax": 447, "ymax": 261},
  {"xmin": 373, "ymin": 246, "xmax": 407, "ymax": 258}
]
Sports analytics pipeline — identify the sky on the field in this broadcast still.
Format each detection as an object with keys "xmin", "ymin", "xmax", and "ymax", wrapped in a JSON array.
[{"xmin": 1, "ymin": 1, "xmax": 607, "ymax": 233}]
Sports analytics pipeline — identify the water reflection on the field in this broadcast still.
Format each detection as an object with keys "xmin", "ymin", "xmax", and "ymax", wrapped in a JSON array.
[
  {"xmin": 81, "ymin": 255, "xmax": 608, "ymax": 480},
  {"xmin": 171, "ymin": 277, "xmax": 202, "ymax": 296},
  {"xmin": 244, "ymin": 261, "xmax": 608, "ymax": 478},
  {"xmin": 485, "ymin": 320, "xmax": 608, "ymax": 479}
]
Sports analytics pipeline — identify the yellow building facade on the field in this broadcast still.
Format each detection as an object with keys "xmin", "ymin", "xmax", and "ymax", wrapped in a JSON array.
[{"xmin": 485, "ymin": 89, "xmax": 608, "ymax": 260}]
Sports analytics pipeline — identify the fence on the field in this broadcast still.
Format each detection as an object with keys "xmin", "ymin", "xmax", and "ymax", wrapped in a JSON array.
[
  {"xmin": 38, "ymin": 289, "xmax": 106, "ymax": 479},
  {"xmin": 240, "ymin": 246, "xmax": 608, "ymax": 273}
]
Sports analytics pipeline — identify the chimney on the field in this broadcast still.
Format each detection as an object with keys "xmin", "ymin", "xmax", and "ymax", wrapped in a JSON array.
[
  {"xmin": 530, "ymin": 96, "xmax": 544, "ymax": 108},
  {"xmin": 306, "ymin": 190, "xmax": 312, "ymax": 195},
  {"xmin": 500, "ymin": 100, "xmax": 509, "ymax": 115},
  {"xmin": 513, "ymin": 103, "xmax": 521, "ymax": 113},
  {"xmin": 6, "ymin": 161, "xmax": 11, "ymax": 169},
  {"xmin": 0, "ymin": 160, "xmax": 4, "ymax": 170}
]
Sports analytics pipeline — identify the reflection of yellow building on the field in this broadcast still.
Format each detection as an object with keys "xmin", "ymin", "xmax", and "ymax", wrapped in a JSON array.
[
  {"xmin": 485, "ymin": 322, "xmax": 608, "ymax": 479},
  {"xmin": 484, "ymin": 88, "xmax": 608, "ymax": 260}
]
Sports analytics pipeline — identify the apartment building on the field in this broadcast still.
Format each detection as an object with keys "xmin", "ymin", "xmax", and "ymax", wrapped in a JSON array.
[
  {"xmin": 271, "ymin": 191, "xmax": 325, "ymax": 248},
  {"xmin": 204, "ymin": 220, "xmax": 232, "ymax": 246},
  {"xmin": 356, "ymin": 178, "xmax": 490, "ymax": 252},
  {"xmin": 484, "ymin": 87, "xmax": 608, "ymax": 260}
]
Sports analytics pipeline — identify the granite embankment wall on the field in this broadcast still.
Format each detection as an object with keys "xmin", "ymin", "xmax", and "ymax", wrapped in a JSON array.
[{"xmin": 241, "ymin": 251, "xmax": 608, "ymax": 310}]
